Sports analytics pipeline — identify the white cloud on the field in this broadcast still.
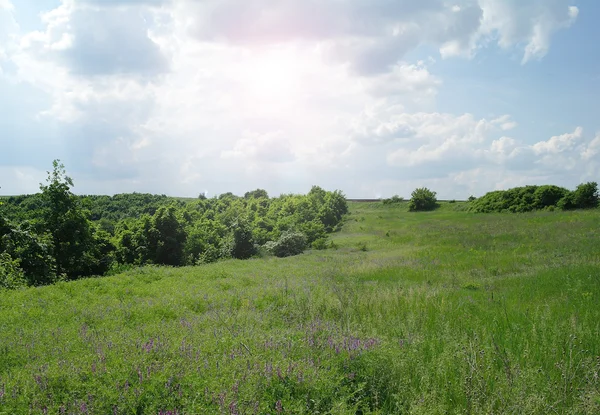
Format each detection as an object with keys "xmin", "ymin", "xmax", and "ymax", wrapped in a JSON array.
[
  {"xmin": 221, "ymin": 131, "xmax": 296, "ymax": 164},
  {"xmin": 0, "ymin": 0, "xmax": 591, "ymax": 198},
  {"xmin": 532, "ymin": 127, "xmax": 583, "ymax": 155},
  {"xmin": 0, "ymin": 0, "xmax": 18, "ymax": 73},
  {"xmin": 581, "ymin": 133, "xmax": 600, "ymax": 161},
  {"xmin": 478, "ymin": 0, "xmax": 578, "ymax": 63}
]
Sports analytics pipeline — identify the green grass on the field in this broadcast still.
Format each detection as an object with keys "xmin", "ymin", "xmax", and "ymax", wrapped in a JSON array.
[{"xmin": 1, "ymin": 202, "xmax": 599, "ymax": 414}]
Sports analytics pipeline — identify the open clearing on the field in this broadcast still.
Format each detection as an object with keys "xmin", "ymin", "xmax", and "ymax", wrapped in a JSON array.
[{"xmin": 1, "ymin": 202, "xmax": 599, "ymax": 414}]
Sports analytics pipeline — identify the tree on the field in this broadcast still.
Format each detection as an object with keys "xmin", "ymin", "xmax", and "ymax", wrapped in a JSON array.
[
  {"xmin": 572, "ymin": 182, "xmax": 599, "ymax": 209},
  {"xmin": 534, "ymin": 185, "xmax": 569, "ymax": 209},
  {"xmin": 1, "ymin": 221, "xmax": 56, "ymax": 286},
  {"xmin": 408, "ymin": 187, "xmax": 438, "ymax": 212},
  {"xmin": 318, "ymin": 190, "xmax": 348, "ymax": 231},
  {"xmin": 40, "ymin": 160, "xmax": 106, "ymax": 279},
  {"xmin": 244, "ymin": 189, "xmax": 269, "ymax": 199},
  {"xmin": 0, "ymin": 252, "xmax": 27, "ymax": 290},
  {"xmin": 152, "ymin": 206, "xmax": 187, "ymax": 266},
  {"xmin": 228, "ymin": 219, "xmax": 256, "ymax": 259}
]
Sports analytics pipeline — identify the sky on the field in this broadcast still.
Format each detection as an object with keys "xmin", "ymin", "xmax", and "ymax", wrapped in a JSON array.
[{"xmin": 1, "ymin": 0, "xmax": 599, "ymax": 199}]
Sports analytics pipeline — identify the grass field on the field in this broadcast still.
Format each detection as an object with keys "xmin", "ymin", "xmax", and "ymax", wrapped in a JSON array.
[{"xmin": 1, "ymin": 202, "xmax": 599, "ymax": 414}]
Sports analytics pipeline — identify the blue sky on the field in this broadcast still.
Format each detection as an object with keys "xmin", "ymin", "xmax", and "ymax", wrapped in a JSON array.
[{"xmin": 1, "ymin": 0, "xmax": 599, "ymax": 198}]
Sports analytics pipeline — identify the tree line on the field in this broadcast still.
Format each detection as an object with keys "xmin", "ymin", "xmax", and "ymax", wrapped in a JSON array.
[
  {"xmin": 468, "ymin": 183, "xmax": 599, "ymax": 213},
  {"xmin": 0, "ymin": 161, "xmax": 348, "ymax": 290}
]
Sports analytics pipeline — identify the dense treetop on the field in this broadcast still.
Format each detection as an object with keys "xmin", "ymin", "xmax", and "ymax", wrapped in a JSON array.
[{"xmin": 1, "ymin": 161, "xmax": 348, "ymax": 289}]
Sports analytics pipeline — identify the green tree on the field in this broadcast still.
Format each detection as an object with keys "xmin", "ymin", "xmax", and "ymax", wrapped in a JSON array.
[
  {"xmin": 0, "ymin": 252, "xmax": 27, "ymax": 290},
  {"xmin": 408, "ymin": 187, "xmax": 438, "ymax": 212},
  {"xmin": 40, "ymin": 160, "xmax": 99, "ymax": 279},
  {"xmin": 572, "ymin": 182, "xmax": 599, "ymax": 209},
  {"xmin": 152, "ymin": 206, "xmax": 187, "ymax": 266},
  {"xmin": 244, "ymin": 189, "xmax": 269, "ymax": 199},
  {"xmin": 228, "ymin": 219, "xmax": 256, "ymax": 259},
  {"xmin": 1, "ymin": 221, "xmax": 56, "ymax": 286}
]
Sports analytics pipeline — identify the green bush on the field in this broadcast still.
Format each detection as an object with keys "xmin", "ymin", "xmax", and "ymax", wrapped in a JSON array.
[
  {"xmin": 533, "ymin": 185, "xmax": 570, "ymax": 209},
  {"xmin": 311, "ymin": 238, "xmax": 328, "ymax": 250},
  {"xmin": 408, "ymin": 188, "xmax": 438, "ymax": 212},
  {"xmin": 471, "ymin": 183, "xmax": 598, "ymax": 213},
  {"xmin": 264, "ymin": 231, "xmax": 307, "ymax": 258},
  {"xmin": 572, "ymin": 182, "xmax": 599, "ymax": 209},
  {"xmin": 0, "ymin": 252, "xmax": 27, "ymax": 290},
  {"xmin": 382, "ymin": 195, "xmax": 404, "ymax": 205},
  {"xmin": 2, "ymin": 161, "xmax": 349, "ymax": 285}
]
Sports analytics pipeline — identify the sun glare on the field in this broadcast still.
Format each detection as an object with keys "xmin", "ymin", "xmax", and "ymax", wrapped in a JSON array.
[{"xmin": 238, "ymin": 48, "xmax": 302, "ymax": 105}]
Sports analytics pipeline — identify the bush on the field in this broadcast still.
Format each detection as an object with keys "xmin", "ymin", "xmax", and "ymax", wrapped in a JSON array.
[
  {"xmin": 572, "ymin": 182, "xmax": 599, "ymax": 209},
  {"xmin": 311, "ymin": 238, "xmax": 328, "ymax": 250},
  {"xmin": 408, "ymin": 188, "xmax": 438, "ymax": 212},
  {"xmin": 382, "ymin": 195, "xmax": 404, "ymax": 205},
  {"xmin": 471, "ymin": 183, "xmax": 597, "ymax": 213},
  {"xmin": 533, "ymin": 185, "xmax": 570, "ymax": 209},
  {"xmin": 0, "ymin": 252, "xmax": 27, "ymax": 290},
  {"xmin": 229, "ymin": 219, "xmax": 256, "ymax": 259},
  {"xmin": 264, "ymin": 231, "xmax": 307, "ymax": 258}
]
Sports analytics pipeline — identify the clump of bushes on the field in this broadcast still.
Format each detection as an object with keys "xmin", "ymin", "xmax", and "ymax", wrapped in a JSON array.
[
  {"xmin": 1, "ymin": 161, "xmax": 349, "ymax": 290},
  {"xmin": 264, "ymin": 231, "xmax": 307, "ymax": 258},
  {"xmin": 0, "ymin": 252, "xmax": 27, "ymax": 290},
  {"xmin": 469, "ymin": 182, "xmax": 599, "ymax": 213},
  {"xmin": 382, "ymin": 195, "xmax": 404, "ymax": 205},
  {"xmin": 408, "ymin": 187, "xmax": 438, "ymax": 212}
]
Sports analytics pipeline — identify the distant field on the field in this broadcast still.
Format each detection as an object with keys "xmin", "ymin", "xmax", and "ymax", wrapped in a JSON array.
[{"xmin": 1, "ymin": 202, "xmax": 599, "ymax": 414}]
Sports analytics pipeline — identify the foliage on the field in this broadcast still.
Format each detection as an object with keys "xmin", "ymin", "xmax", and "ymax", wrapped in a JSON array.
[
  {"xmin": 228, "ymin": 219, "xmax": 256, "ymax": 260},
  {"xmin": 264, "ymin": 231, "xmax": 307, "ymax": 258},
  {"xmin": 470, "ymin": 183, "xmax": 599, "ymax": 213},
  {"xmin": 408, "ymin": 187, "xmax": 438, "ymax": 212},
  {"xmin": 151, "ymin": 206, "xmax": 187, "ymax": 266},
  {"xmin": 0, "ymin": 252, "xmax": 27, "ymax": 290},
  {"xmin": 0, "ymin": 161, "xmax": 349, "ymax": 286},
  {"xmin": 244, "ymin": 189, "xmax": 269, "ymax": 199},
  {"xmin": 0, "ymin": 221, "xmax": 56, "ymax": 286},
  {"xmin": 39, "ymin": 161, "xmax": 100, "ymax": 279},
  {"xmin": 311, "ymin": 237, "xmax": 328, "ymax": 250},
  {"xmin": 571, "ymin": 182, "xmax": 599, "ymax": 209},
  {"xmin": 382, "ymin": 195, "xmax": 404, "ymax": 205}
]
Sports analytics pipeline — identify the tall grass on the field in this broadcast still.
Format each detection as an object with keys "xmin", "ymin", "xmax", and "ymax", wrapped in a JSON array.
[{"xmin": 0, "ymin": 202, "xmax": 599, "ymax": 414}]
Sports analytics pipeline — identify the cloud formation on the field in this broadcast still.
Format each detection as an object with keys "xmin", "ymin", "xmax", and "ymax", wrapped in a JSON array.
[{"xmin": 0, "ymin": 0, "xmax": 592, "ymax": 199}]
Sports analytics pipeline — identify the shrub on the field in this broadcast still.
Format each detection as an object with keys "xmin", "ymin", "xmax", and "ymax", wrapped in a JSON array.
[
  {"xmin": 264, "ymin": 231, "xmax": 307, "ymax": 258},
  {"xmin": 408, "ymin": 188, "xmax": 438, "ymax": 212},
  {"xmin": 229, "ymin": 219, "xmax": 256, "ymax": 259},
  {"xmin": 0, "ymin": 252, "xmax": 27, "ymax": 290},
  {"xmin": 468, "ymin": 195, "xmax": 477, "ymax": 202},
  {"xmin": 311, "ymin": 238, "xmax": 328, "ymax": 250},
  {"xmin": 382, "ymin": 195, "xmax": 404, "ymax": 205},
  {"xmin": 572, "ymin": 182, "xmax": 599, "ymax": 209},
  {"xmin": 533, "ymin": 185, "xmax": 570, "ymax": 209},
  {"xmin": 471, "ymin": 183, "xmax": 597, "ymax": 213},
  {"xmin": 557, "ymin": 192, "xmax": 576, "ymax": 211}
]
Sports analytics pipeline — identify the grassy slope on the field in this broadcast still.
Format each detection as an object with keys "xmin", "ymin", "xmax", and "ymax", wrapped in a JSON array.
[{"xmin": 1, "ymin": 202, "xmax": 599, "ymax": 414}]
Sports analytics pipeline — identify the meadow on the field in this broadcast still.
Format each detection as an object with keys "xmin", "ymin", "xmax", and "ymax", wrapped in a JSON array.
[{"xmin": 1, "ymin": 202, "xmax": 599, "ymax": 414}]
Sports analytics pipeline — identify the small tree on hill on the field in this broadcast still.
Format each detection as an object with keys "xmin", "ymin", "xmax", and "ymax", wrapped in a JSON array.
[
  {"xmin": 408, "ymin": 187, "xmax": 438, "ymax": 212},
  {"xmin": 572, "ymin": 182, "xmax": 599, "ymax": 209},
  {"xmin": 40, "ymin": 160, "xmax": 97, "ymax": 279}
]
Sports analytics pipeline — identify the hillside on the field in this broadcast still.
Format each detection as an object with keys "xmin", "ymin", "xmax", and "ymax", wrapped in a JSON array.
[{"xmin": 1, "ymin": 202, "xmax": 599, "ymax": 414}]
